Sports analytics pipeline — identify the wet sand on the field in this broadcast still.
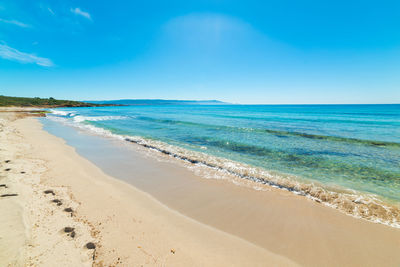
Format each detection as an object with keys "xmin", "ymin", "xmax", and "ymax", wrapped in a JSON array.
[{"xmin": 1, "ymin": 109, "xmax": 400, "ymax": 266}]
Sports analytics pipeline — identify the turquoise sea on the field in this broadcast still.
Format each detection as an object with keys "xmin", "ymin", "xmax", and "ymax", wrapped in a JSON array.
[{"xmin": 47, "ymin": 104, "xmax": 400, "ymax": 226}]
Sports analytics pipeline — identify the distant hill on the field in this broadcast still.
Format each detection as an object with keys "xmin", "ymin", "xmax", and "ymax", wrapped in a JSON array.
[
  {"xmin": 0, "ymin": 95, "xmax": 116, "ymax": 108},
  {"xmin": 85, "ymin": 99, "xmax": 228, "ymax": 106}
]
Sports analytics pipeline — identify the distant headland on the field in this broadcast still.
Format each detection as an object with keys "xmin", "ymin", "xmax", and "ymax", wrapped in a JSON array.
[{"xmin": 84, "ymin": 99, "xmax": 229, "ymax": 105}]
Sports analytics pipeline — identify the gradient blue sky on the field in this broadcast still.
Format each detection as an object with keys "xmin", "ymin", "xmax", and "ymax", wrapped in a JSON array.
[{"xmin": 0, "ymin": 0, "xmax": 399, "ymax": 104}]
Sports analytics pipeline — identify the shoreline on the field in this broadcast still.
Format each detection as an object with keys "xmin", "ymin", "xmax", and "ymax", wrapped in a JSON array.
[
  {"xmin": 46, "ymin": 108, "xmax": 400, "ymax": 229},
  {"xmin": 1, "ymin": 109, "xmax": 400, "ymax": 266},
  {"xmin": 0, "ymin": 110, "xmax": 295, "ymax": 266}
]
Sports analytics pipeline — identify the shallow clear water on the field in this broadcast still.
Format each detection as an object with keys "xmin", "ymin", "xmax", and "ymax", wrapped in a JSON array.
[{"xmin": 47, "ymin": 104, "xmax": 400, "ymax": 204}]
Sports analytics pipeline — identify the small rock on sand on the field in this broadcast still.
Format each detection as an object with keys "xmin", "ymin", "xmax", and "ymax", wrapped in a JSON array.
[
  {"xmin": 64, "ymin": 227, "xmax": 75, "ymax": 233},
  {"xmin": 44, "ymin": 190, "xmax": 55, "ymax": 195},
  {"xmin": 52, "ymin": 199, "xmax": 62, "ymax": 206},
  {"xmin": 85, "ymin": 242, "xmax": 96, "ymax": 249}
]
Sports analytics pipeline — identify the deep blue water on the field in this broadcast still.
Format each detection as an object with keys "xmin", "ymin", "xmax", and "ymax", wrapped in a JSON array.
[{"xmin": 47, "ymin": 104, "xmax": 400, "ymax": 203}]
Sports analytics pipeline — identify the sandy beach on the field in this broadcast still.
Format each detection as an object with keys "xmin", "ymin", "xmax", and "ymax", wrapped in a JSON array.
[{"xmin": 1, "ymin": 109, "xmax": 400, "ymax": 266}]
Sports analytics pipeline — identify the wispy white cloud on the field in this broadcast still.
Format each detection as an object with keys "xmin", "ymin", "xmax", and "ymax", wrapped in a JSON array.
[
  {"xmin": 0, "ymin": 18, "xmax": 31, "ymax": 28},
  {"xmin": 163, "ymin": 13, "xmax": 257, "ymax": 47},
  {"xmin": 0, "ymin": 43, "xmax": 54, "ymax": 67},
  {"xmin": 70, "ymin": 7, "xmax": 91, "ymax": 20}
]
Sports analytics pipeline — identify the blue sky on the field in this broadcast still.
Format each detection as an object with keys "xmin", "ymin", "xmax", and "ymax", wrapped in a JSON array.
[{"xmin": 0, "ymin": 0, "xmax": 399, "ymax": 104}]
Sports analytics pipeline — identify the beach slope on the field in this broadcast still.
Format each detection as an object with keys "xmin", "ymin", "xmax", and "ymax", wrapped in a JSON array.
[{"xmin": 0, "ymin": 110, "xmax": 295, "ymax": 266}]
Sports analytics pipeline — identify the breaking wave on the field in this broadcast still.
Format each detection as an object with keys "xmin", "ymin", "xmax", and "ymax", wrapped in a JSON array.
[
  {"xmin": 48, "ymin": 110, "xmax": 126, "ymax": 123},
  {"xmin": 49, "ymin": 109, "xmax": 75, "ymax": 117},
  {"xmin": 73, "ymin": 115, "xmax": 127, "ymax": 123}
]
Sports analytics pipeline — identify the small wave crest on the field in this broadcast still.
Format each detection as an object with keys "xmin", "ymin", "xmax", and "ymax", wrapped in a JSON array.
[
  {"xmin": 46, "ymin": 115, "xmax": 126, "ymax": 140},
  {"xmin": 49, "ymin": 109, "xmax": 75, "ymax": 116},
  {"xmin": 48, "ymin": 110, "xmax": 127, "ymax": 123},
  {"xmin": 73, "ymin": 115, "xmax": 126, "ymax": 123}
]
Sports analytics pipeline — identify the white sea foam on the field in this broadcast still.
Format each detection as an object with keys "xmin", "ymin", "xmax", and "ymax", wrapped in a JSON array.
[
  {"xmin": 49, "ymin": 109, "xmax": 74, "ymax": 116},
  {"xmin": 46, "ymin": 115, "xmax": 123, "ymax": 139},
  {"xmin": 49, "ymin": 109, "xmax": 126, "ymax": 123},
  {"xmin": 73, "ymin": 115, "xmax": 126, "ymax": 123}
]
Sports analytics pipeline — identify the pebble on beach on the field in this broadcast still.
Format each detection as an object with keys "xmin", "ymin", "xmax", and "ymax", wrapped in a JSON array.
[
  {"xmin": 85, "ymin": 242, "xmax": 96, "ymax": 249},
  {"xmin": 64, "ymin": 207, "xmax": 73, "ymax": 213},
  {"xmin": 52, "ymin": 199, "xmax": 62, "ymax": 206},
  {"xmin": 64, "ymin": 227, "xmax": 75, "ymax": 233},
  {"xmin": 44, "ymin": 190, "xmax": 55, "ymax": 195}
]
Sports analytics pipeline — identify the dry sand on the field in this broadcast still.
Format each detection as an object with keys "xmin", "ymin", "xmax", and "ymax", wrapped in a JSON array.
[{"xmin": 0, "ymin": 109, "xmax": 399, "ymax": 266}]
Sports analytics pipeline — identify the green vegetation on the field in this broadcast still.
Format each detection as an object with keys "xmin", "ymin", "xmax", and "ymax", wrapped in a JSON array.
[{"xmin": 0, "ymin": 95, "xmax": 106, "ymax": 107}]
